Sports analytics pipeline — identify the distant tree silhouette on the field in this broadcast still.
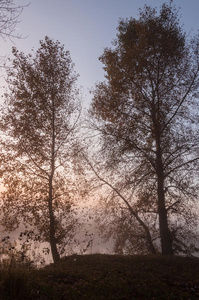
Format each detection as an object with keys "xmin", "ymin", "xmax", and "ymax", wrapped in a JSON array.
[
  {"xmin": 90, "ymin": 2, "xmax": 199, "ymax": 255},
  {"xmin": 80, "ymin": 153, "xmax": 157, "ymax": 254}
]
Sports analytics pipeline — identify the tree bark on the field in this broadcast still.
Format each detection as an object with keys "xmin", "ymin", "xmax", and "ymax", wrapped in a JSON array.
[
  {"xmin": 48, "ymin": 175, "xmax": 60, "ymax": 263},
  {"xmin": 48, "ymin": 96, "xmax": 60, "ymax": 263},
  {"xmin": 156, "ymin": 134, "xmax": 173, "ymax": 255}
]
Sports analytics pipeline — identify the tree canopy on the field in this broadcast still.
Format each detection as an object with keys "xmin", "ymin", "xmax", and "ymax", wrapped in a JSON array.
[{"xmin": 0, "ymin": 2, "xmax": 199, "ymax": 262}]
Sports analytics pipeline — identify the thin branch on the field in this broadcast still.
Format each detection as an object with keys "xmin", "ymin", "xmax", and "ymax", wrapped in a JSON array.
[
  {"xmin": 163, "ymin": 65, "xmax": 199, "ymax": 131},
  {"xmin": 83, "ymin": 153, "xmax": 156, "ymax": 254},
  {"xmin": 165, "ymin": 156, "xmax": 199, "ymax": 178}
]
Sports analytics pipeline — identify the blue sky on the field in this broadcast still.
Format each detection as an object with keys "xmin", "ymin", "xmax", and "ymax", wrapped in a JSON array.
[{"xmin": 1, "ymin": 0, "xmax": 199, "ymax": 106}]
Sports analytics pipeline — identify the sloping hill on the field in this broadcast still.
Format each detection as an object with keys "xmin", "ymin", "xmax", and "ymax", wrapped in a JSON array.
[{"xmin": 1, "ymin": 254, "xmax": 199, "ymax": 299}]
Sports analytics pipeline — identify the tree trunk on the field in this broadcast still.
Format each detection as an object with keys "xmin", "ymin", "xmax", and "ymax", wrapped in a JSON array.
[
  {"xmin": 156, "ymin": 135, "xmax": 173, "ymax": 255},
  {"xmin": 48, "ymin": 96, "xmax": 60, "ymax": 263},
  {"xmin": 48, "ymin": 176, "xmax": 60, "ymax": 263}
]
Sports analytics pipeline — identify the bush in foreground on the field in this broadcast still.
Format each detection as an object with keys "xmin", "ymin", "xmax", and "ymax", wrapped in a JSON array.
[{"xmin": 0, "ymin": 254, "xmax": 199, "ymax": 299}]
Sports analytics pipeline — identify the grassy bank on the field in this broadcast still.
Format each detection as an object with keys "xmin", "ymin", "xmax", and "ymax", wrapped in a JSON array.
[{"xmin": 0, "ymin": 254, "xmax": 199, "ymax": 299}]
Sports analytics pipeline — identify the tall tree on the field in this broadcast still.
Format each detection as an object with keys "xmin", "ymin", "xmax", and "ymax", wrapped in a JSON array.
[
  {"xmin": 0, "ymin": 36, "xmax": 81, "ymax": 263},
  {"xmin": 90, "ymin": 2, "xmax": 199, "ymax": 255}
]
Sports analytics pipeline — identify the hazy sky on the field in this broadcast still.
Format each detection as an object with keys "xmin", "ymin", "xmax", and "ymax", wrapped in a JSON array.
[{"xmin": 1, "ymin": 0, "xmax": 199, "ymax": 106}]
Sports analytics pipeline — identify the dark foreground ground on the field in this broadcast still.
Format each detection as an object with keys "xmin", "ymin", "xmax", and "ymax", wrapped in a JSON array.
[{"xmin": 0, "ymin": 254, "xmax": 199, "ymax": 299}]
